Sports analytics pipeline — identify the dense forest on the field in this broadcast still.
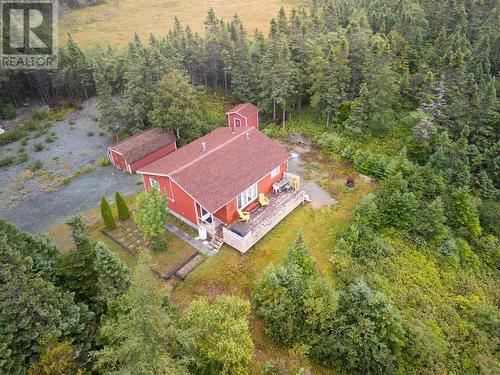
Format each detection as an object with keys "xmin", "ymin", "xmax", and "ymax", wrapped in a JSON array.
[{"xmin": 1, "ymin": 0, "xmax": 499, "ymax": 374}]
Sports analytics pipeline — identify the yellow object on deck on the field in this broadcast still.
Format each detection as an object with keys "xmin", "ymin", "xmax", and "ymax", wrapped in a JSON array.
[
  {"xmin": 291, "ymin": 177, "xmax": 300, "ymax": 190},
  {"xmin": 259, "ymin": 193, "xmax": 269, "ymax": 206},
  {"xmin": 238, "ymin": 209, "xmax": 250, "ymax": 222}
]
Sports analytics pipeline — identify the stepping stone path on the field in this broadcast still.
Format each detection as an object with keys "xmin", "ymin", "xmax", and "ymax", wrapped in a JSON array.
[{"xmin": 163, "ymin": 223, "xmax": 218, "ymax": 256}]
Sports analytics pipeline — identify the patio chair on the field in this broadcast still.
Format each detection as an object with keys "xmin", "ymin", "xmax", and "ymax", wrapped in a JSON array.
[
  {"xmin": 238, "ymin": 209, "xmax": 250, "ymax": 222},
  {"xmin": 259, "ymin": 193, "xmax": 269, "ymax": 206}
]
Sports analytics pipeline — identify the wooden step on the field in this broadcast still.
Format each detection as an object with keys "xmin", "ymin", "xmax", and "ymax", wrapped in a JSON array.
[{"xmin": 210, "ymin": 236, "xmax": 224, "ymax": 249}]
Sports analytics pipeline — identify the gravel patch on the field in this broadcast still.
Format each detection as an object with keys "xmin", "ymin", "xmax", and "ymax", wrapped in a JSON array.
[
  {"xmin": 0, "ymin": 97, "xmax": 110, "ymax": 210},
  {"xmin": 287, "ymin": 149, "xmax": 338, "ymax": 209},
  {"xmin": 0, "ymin": 97, "xmax": 143, "ymax": 233}
]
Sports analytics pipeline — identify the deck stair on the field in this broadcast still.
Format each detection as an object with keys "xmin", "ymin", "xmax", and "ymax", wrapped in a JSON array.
[{"xmin": 210, "ymin": 235, "xmax": 224, "ymax": 250}]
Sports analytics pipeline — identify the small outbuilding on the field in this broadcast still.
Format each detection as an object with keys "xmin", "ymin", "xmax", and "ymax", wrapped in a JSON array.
[
  {"xmin": 108, "ymin": 128, "xmax": 177, "ymax": 174},
  {"xmin": 226, "ymin": 102, "xmax": 260, "ymax": 130}
]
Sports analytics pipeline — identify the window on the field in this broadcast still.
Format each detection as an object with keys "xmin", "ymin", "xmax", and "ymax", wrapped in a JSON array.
[
  {"xmin": 149, "ymin": 178, "xmax": 160, "ymax": 191},
  {"xmin": 237, "ymin": 183, "xmax": 257, "ymax": 209},
  {"xmin": 270, "ymin": 165, "xmax": 280, "ymax": 179},
  {"xmin": 235, "ymin": 118, "xmax": 241, "ymax": 127}
]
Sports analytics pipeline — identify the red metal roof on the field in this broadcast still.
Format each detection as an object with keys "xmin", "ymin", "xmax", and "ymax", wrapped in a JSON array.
[
  {"xmin": 109, "ymin": 128, "xmax": 176, "ymax": 163},
  {"xmin": 138, "ymin": 127, "xmax": 291, "ymax": 213},
  {"xmin": 226, "ymin": 102, "xmax": 260, "ymax": 118}
]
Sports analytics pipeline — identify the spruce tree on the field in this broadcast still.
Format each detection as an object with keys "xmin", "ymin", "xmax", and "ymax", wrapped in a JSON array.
[
  {"xmin": 94, "ymin": 64, "xmax": 120, "ymax": 137},
  {"xmin": 94, "ymin": 242, "xmax": 131, "ymax": 301},
  {"xmin": 95, "ymin": 252, "xmax": 188, "ymax": 375},
  {"xmin": 100, "ymin": 197, "xmax": 116, "ymax": 230},
  {"xmin": 115, "ymin": 191, "xmax": 131, "ymax": 221}
]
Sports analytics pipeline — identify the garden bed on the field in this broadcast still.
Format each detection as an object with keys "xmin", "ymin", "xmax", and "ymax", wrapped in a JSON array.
[{"xmin": 102, "ymin": 219, "xmax": 199, "ymax": 278}]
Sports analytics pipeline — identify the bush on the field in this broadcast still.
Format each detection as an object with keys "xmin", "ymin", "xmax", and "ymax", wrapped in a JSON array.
[
  {"xmin": 316, "ymin": 132, "xmax": 346, "ymax": 155},
  {"xmin": 2, "ymin": 102, "xmax": 17, "ymax": 119},
  {"xmin": 0, "ymin": 120, "xmax": 39, "ymax": 146},
  {"xmin": 28, "ymin": 160, "xmax": 43, "ymax": 171},
  {"xmin": 87, "ymin": 131, "xmax": 94, "ymax": 137},
  {"xmin": 353, "ymin": 149, "xmax": 389, "ymax": 179},
  {"xmin": 448, "ymin": 188, "xmax": 482, "ymax": 240},
  {"xmin": 33, "ymin": 142, "xmax": 44, "ymax": 152},
  {"xmin": 0, "ymin": 156, "xmax": 15, "ymax": 167},
  {"xmin": 16, "ymin": 152, "xmax": 28, "ymax": 164},
  {"xmin": 115, "ymin": 192, "xmax": 130, "ymax": 221},
  {"xmin": 100, "ymin": 197, "xmax": 116, "ymax": 230},
  {"xmin": 32, "ymin": 109, "xmax": 48, "ymax": 120},
  {"xmin": 98, "ymin": 157, "xmax": 111, "ymax": 167}
]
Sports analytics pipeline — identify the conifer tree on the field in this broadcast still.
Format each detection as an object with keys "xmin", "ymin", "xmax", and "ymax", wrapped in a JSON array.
[
  {"xmin": 182, "ymin": 296, "xmax": 254, "ymax": 375},
  {"xmin": 345, "ymin": 83, "xmax": 370, "ymax": 137},
  {"xmin": 271, "ymin": 38, "xmax": 298, "ymax": 127},
  {"xmin": 308, "ymin": 33, "xmax": 351, "ymax": 125},
  {"xmin": 94, "ymin": 64, "xmax": 120, "ymax": 137},
  {"xmin": 95, "ymin": 252, "xmax": 188, "ymax": 375},
  {"xmin": 100, "ymin": 196, "xmax": 116, "ymax": 230},
  {"xmin": 122, "ymin": 34, "xmax": 154, "ymax": 130},
  {"xmin": 448, "ymin": 187, "xmax": 482, "ymax": 239},
  {"xmin": 115, "ymin": 191, "xmax": 131, "ymax": 221},
  {"xmin": 94, "ymin": 242, "xmax": 131, "ymax": 301}
]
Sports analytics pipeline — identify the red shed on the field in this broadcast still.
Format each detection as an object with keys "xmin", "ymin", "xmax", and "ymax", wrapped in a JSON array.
[
  {"xmin": 137, "ymin": 126, "xmax": 305, "ymax": 253},
  {"xmin": 108, "ymin": 128, "xmax": 177, "ymax": 174},
  {"xmin": 226, "ymin": 102, "xmax": 260, "ymax": 130}
]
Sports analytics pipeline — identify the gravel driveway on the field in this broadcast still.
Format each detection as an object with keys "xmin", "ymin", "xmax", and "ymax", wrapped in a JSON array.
[
  {"xmin": 1, "ymin": 166, "xmax": 142, "ymax": 233},
  {"xmin": 0, "ymin": 97, "xmax": 142, "ymax": 233}
]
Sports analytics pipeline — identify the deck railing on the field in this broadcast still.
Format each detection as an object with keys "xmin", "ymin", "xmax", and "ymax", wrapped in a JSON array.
[{"xmin": 222, "ymin": 189, "xmax": 305, "ymax": 253}]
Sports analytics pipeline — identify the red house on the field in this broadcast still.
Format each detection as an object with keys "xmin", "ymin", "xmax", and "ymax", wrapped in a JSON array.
[
  {"xmin": 137, "ymin": 126, "xmax": 305, "ymax": 253},
  {"xmin": 226, "ymin": 103, "xmax": 260, "ymax": 129},
  {"xmin": 108, "ymin": 128, "xmax": 177, "ymax": 174}
]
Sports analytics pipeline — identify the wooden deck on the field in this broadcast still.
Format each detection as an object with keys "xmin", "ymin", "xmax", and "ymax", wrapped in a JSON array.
[{"xmin": 222, "ymin": 188, "xmax": 306, "ymax": 253}]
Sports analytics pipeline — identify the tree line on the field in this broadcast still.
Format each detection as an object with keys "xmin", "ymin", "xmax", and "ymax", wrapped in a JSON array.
[{"xmin": 0, "ymin": 217, "xmax": 254, "ymax": 374}]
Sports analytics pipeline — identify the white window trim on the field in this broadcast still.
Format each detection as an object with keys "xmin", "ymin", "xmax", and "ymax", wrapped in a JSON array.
[
  {"xmin": 237, "ymin": 183, "xmax": 257, "ymax": 210},
  {"xmin": 149, "ymin": 177, "xmax": 160, "ymax": 191},
  {"xmin": 235, "ymin": 118, "xmax": 241, "ymax": 127},
  {"xmin": 270, "ymin": 166, "xmax": 280, "ymax": 179}
]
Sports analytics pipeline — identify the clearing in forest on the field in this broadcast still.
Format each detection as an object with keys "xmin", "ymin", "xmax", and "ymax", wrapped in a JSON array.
[{"xmin": 62, "ymin": 0, "xmax": 300, "ymax": 47}]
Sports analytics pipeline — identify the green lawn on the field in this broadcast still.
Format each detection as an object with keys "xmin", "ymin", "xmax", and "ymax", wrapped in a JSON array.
[
  {"xmin": 170, "ymin": 152, "xmax": 375, "ymax": 372},
  {"xmin": 48, "ymin": 150, "xmax": 375, "ymax": 373}
]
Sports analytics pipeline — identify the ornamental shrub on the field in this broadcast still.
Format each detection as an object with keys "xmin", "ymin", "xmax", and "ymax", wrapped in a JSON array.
[
  {"xmin": 115, "ymin": 191, "xmax": 130, "ymax": 221},
  {"xmin": 100, "ymin": 197, "xmax": 116, "ymax": 230}
]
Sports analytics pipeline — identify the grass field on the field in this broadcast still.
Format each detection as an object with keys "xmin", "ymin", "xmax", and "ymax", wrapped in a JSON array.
[{"xmin": 62, "ymin": 0, "xmax": 301, "ymax": 47}]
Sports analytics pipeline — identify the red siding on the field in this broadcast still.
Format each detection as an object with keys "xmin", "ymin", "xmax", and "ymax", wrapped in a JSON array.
[
  {"xmin": 109, "ymin": 150, "xmax": 127, "ymax": 171},
  {"xmin": 228, "ymin": 112, "xmax": 259, "ymax": 129},
  {"xmin": 223, "ymin": 160, "xmax": 288, "ymax": 225},
  {"xmin": 141, "ymin": 159, "xmax": 288, "ymax": 227},
  {"xmin": 142, "ymin": 173, "xmax": 198, "ymax": 226},
  {"xmin": 110, "ymin": 142, "xmax": 176, "ymax": 174},
  {"xmin": 129, "ymin": 142, "xmax": 176, "ymax": 173},
  {"xmin": 246, "ymin": 112, "xmax": 259, "ymax": 129}
]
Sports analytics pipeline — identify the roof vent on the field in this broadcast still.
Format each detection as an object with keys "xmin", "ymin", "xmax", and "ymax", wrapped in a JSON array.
[
  {"xmin": 245, "ymin": 132, "xmax": 250, "ymax": 141},
  {"xmin": 201, "ymin": 142, "xmax": 206, "ymax": 152}
]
